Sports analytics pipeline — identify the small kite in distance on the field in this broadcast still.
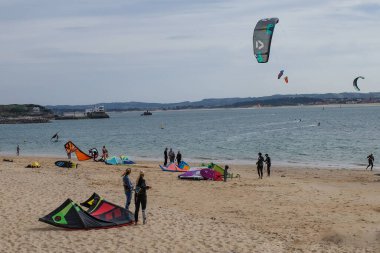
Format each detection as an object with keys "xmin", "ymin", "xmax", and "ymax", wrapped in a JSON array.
[
  {"xmin": 353, "ymin": 76, "xmax": 364, "ymax": 91},
  {"xmin": 278, "ymin": 70, "xmax": 284, "ymax": 79},
  {"xmin": 284, "ymin": 76, "xmax": 288, "ymax": 84},
  {"xmin": 51, "ymin": 132, "xmax": 59, "ymax": 142}
]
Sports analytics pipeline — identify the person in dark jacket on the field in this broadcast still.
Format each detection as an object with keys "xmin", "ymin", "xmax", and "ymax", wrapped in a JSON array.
[
  {"xmin": 164, "ymin": 148, "xmax": 168, "ymax": 166},
  {"xmin": 366, "ymin": 154, "xmax": 375, "ymax": 171},
  {"xmin": 256, "ymin": 152, "xmax": 264, "ymax": 179},
  {"xmin": 169, "ymin": 148, "xmax": 175, "ymax": 163},
  {"xmin": 224, "ymin": 165, "xmax": 229, "ymax": 182},
  {"xmin": 122, "ymin": 168, "xmax": 134, "ymax": 210},
  {"xmin": 134, "ymin": 171, "xmax": 151, "ymax": 224},
  {"xmin": 264, "ymin": 154, "xmax": 271, "ymax": 177},
  {"xmin": 176, "ymin": 151, "xmax": 182, "ymax": 166}
]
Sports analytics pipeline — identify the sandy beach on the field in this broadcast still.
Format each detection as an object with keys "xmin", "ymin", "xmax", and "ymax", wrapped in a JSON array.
[{"xmin": 0, "ymin": 156, "xmax": 379, "ymax": 253}]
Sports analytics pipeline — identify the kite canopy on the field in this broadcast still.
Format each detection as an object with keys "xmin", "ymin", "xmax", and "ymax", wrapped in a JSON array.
[
  {"xmin": 201, "ymin": 168, "xmax": 223, "ymax": 181},
  {"xmin": 39, "ymin": 193, "xmax": 134, "ymax": 229},
  {"xmin": 284, "ymin": 76, "xmax": 289, "ymax": 84},
  {"xmin": 178, "ymin": 170, "xmax": 204, "ymax": 180},
  {"xmin": 353, "ymin": 76, "xmax": 364, "ymax": 91},
  {"xmin": 278, "ymin": 70, "xmax": 284, "ymax": 79},
  {"xmin": 64, "ymin": 141, "xmax": 92, "ymax": 161},
  {"xmin": 160, "ymin": 163, "xmax": 189, "ymax": 172},
  {"xmin": 253, "ymin": 18, "xmax": 279, "ymax": 63},
  {"xmin": 105, "ymin": 156, "xmax": 135, "ymax": 165}
]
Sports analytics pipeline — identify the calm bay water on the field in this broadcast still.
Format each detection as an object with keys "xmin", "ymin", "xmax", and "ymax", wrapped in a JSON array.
[{"xmin": 0, "ymin": 105, "xmax": 379, "ymax": 168}]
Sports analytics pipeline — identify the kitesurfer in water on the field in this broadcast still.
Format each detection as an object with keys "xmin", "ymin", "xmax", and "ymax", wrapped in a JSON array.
[
  {"xmin": 176, "ymin": 150, "xmax": 182, "ymax": 166},
  {"xmin": 134, "ymin": 171, "xmax": 151, "ymax": 225},
  {"xmin": 366, "ymin": 154, "xmax": 374, "ymax": 171},
  {"xmin": 16, "ymin": 145, "xmax": 20, "ymax": 156},
  {"xmin": 256, "ymin": 153, "xmax": 264, "ymax": 179},
  {"xmin": 164, "ymin": 148, "xmax": 168, "ymax": 166},
  {"xmin": 264, "ymin": 154, "xmax": 271, "ymax": 177},
  {"xmin": 122, "ymin": 168, "xmax": 134, "ymax": 210}
]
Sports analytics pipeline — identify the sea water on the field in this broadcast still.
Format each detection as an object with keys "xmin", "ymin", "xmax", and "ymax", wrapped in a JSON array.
[{"xmin": 0, "ymin": 105, "xmax": 379, "ymax": 168}]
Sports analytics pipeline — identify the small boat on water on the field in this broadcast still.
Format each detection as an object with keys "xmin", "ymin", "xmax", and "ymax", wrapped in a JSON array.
[
  {"xmin": 86, "ymin": 106, "xmax": 109, "ymax": 119},
  {"xmin": 141, "ymin": 110, "xmax": 152, "ymax": 116}
]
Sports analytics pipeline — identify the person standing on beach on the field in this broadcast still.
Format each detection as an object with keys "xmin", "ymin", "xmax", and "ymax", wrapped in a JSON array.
[
  {"xmin": 224, "ymin": 165, "xmax": 229, "ymax": 182},
  {"xmin": 264, "ymin": 154, "xmax": 271, "ymax": 177},
  {"xmin": 164, "ymin": 148, "xmax": 168, "ymax": 166},
  {"xmin": 169, "ymin": 148, "xmax": 175, "ymax": 163},
  {"xmin": 102, "ymin": 146, "xmax": 108, "ymax": 160},
  {"xmin": 122, "ymin": 168, "xmax": 134, "ymax": 210},
  {"xmin": 176, "ymin": 150, "xmax": 182, "ymax": 166},
  {"xmin": 16, "ymin": 145, "xmax": 20, "ymax": 156},
  {"xmin": 366, "ymin": 154, "xmax": 374, "ymax": 171},
  {"xmin": 256, "ymin": 153, "xmax": 264, "ymax": 179},
  {"xmin": 134, "ymin": 171, "xmax": 151, "ymax": 225}
]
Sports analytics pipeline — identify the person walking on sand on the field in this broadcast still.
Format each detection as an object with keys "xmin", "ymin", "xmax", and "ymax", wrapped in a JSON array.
[
  {"xmin": 366, "ymin": 154, "xmax": 375, "ymax": 171},
  {"xmin": 16, "ymin": 145, "xmax": 20, "ymax": 156},
  {"xmin": 176, "ymin": 150, "xmax": 182, "ymax": 166},
  {"xmin": 122, "ymin": 168, "xmax": 134, "ymax": 210},
  {"xmin": 134, "ymin": 171, "xmax": 151, "ymax": 225},
  {"xmin": 164, "ymin": 148, "xmax": 168, "ymax": 166},
  {"xmin": 102, "ymin": 145, "xmax": 108, "ymax": 160},
  {"xmin": 264, "ymin": 154, "xmax": 271, "ymax": 177},
  {"xmin": 256, "ymin": 153, "xmax": 264, "ymax": 179},
  {"xmin": 169, "ymin": 148, "xmax": 175, "ymax": 163}
]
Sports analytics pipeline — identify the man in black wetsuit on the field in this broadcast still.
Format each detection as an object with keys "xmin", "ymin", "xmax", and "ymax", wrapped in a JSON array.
[
  {"xmin": 164, "ymin": 148, "xmax": 168, "ymax": 166},
  {"xmin": 134, "ymin": 171, "xmax": 151, "ymax": 225},
  {"xmin": 224, "ymin": 165, "xmax": 229, "ymax": 182},
  {"xmin": 169, "ymin": 148, "xmax": 175, "ymax": 163},
  {"xmin": 176, "ymin": 150, "xmax": 182, "ymax": 166},
  {"xmin": 264, "ymin": 154, "xmax": 271, "ymax": 177},
  {"xmin": 366, "ymin": 154, "xmax": 374, "ymax": 171},
  {"xmin": 256, "ymin": 153, "xmax": 264, "ymax": 179}
]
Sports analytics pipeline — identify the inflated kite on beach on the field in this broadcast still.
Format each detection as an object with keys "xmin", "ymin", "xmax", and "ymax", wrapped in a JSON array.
[
  {"xmin": 39, "ymin": 193, "xmax": 134, "ymax": 229},
  {"xmin": 64, "ymin": 141, "xmax": 92, "ymax": 161}
]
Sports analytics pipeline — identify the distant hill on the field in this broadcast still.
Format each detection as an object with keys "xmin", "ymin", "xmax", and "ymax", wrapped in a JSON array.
[{"xmin": 46, "ymin": 92, "xmax": 380, "ymax": 113}]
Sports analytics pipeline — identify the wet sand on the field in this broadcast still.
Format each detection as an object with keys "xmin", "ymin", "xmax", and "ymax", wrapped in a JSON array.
[{"xmin": 0, "ymin": 156, "xmax": 379, "ymax": 252}]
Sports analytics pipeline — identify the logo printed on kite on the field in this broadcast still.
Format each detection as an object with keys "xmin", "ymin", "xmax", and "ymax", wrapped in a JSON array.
[{"xmin": 255, "ymin": 40, "xmax": 264, "ymax": 50}]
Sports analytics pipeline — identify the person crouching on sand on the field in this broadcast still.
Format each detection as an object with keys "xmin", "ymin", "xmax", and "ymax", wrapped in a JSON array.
[
  {"xmin": 135, "ymin": 171, "xmax": 151, "ymax": 225},
  {"xmin": 122, "ymin": 168, "xmax": 134, "ymax": 210}
]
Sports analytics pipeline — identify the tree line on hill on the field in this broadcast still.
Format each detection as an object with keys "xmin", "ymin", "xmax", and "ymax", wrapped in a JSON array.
[{"xmin": 46, "ymin": 92, "xmax": 380, "ymax": 113}]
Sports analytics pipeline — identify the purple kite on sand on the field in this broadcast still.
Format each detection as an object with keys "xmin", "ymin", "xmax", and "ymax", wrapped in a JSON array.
[
  {"xmin": 178, "ymin": 170, "xmax": 204, "ymax": 180},
  {"xmin": 200, "ymin": 168, "xmax": 223, "ymax": 181}
]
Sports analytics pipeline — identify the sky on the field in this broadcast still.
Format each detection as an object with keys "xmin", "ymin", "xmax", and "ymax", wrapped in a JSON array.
[{"xmin": 0, "ymin": 0, "xmax": 379, "ymax": 105}]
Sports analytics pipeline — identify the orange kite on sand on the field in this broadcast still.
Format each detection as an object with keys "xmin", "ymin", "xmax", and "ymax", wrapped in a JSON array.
[{"xmin": 64, "ymin": 141, "xmax": 92, "ymax": 161}]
